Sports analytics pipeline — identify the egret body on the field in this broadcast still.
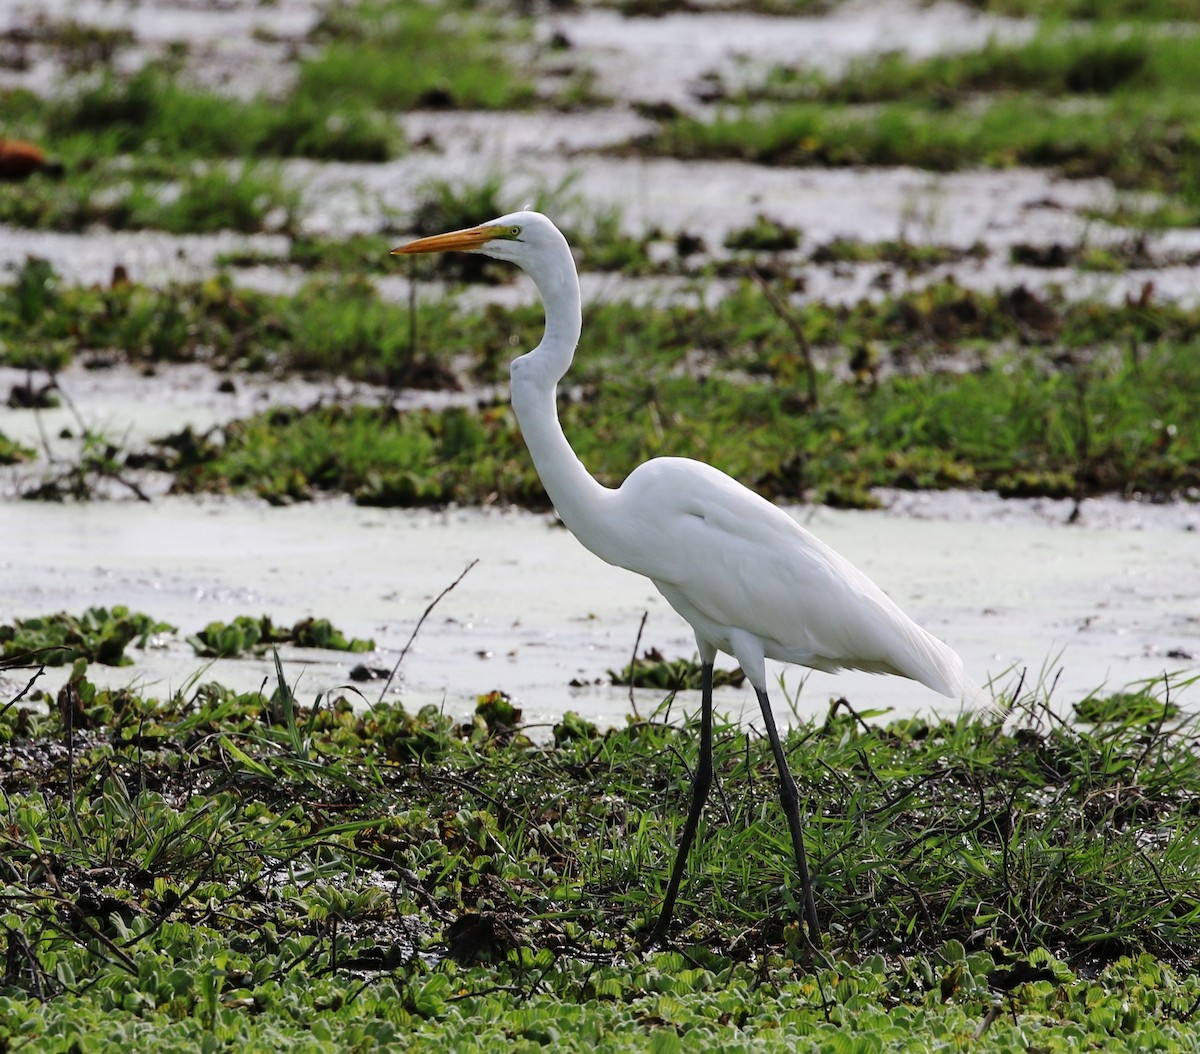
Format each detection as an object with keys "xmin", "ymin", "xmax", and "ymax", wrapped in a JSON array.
[{"xmin": 393, "ymin": 211, "xmax": 977, "ymax": 941}]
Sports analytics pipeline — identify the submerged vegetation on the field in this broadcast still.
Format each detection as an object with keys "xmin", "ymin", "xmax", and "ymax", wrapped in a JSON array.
[
  {"xmin": 0, "ymin": 609, "xmax": 374, "ymax": 666},
  {"xmin": 2, "ymin": 663, "xmax": 1200, "ymax": 1050}
]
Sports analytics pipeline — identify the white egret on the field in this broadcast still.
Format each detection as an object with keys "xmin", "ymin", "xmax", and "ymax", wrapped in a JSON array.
[{"xmin": 393, "ymin": 211, "xmax": 978, "ymax": 942}]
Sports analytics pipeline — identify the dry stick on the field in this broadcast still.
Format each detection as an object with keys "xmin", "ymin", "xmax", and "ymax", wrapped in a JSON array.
[
  {"xmin": 0, "ymin": 664, "xmax": 46, "ymax": 719},
  {"xmin": 1068, "ymin": 367, "xmax": 1091, "ymax": 525},
  {"xmin": 42, "ymin": 371, "xmax": 151, "ymax": 502},
  {"xmin": 30, "ymin": 374, "xmax": 56, "ymax": 464},
  {"xmin": 749, "ymin": 268, "xmax": 819, "ymax": 410},
  {"xmin": 377, "ymin": 558, "xmax": 479, "ymax": 704},
  {"xmin": 626, "ymin": 610, "xmax": 648, "ymax": 719}
]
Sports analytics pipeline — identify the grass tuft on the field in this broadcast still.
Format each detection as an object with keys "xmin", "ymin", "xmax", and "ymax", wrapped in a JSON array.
[
  {"xmin": 1, "ymin": 663, "xmax": 1199, "ymax": 1049},
  {"xmin": 638, "ymin": 25, "xmax": 1200, "ymax": 216}
]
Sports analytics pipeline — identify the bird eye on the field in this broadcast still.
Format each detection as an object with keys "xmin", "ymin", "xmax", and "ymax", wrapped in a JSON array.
[{"xmin": 509, "ymin": 225, "xmax": 522, "ymax": 239}]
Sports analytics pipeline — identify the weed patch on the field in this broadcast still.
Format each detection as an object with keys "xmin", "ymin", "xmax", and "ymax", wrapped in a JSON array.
[
  {"xmin": 0, "ymin": 150, "xmax": 300, "ymax": 234},
  {"xmin": 962, "ymin": 0, "xmax": 1200, "ymax": 18},
  {"xmin": 302, "ymin": 0, "xmax": 538, "ymax": 113},
  {"xmin": 635, "ymin": 25, "xmax": 1200, "ymax": 214},
  {"xmin": 157, "ymin": 332, "xmax": 1199, "ymax": 507},
  {"xmin": 1, "ymin": 664, "xmax": 1200, "ymax": 1050},
  {"xmin": 0, "ymin": 16, "xmax": 134, "ymax": 74},
  {"xmin": 609, "ymin": 650, "xmax": 746, "ymax": 690},
  {"xmin": 5, "ymin": 263, "xmax": 1197, "ymax": 506},
  {"xmin": 189, "ymin": 615, "xmax": 375, "ymax": 659},
  {"xmin": 0, "ymin": 607, "xmax": 173, "ymax": 667},
  {"xmin": 0, "ymin": 430, "xmax": 34, "ymax": 465},
  {"xmin": 812, "ymin": 237, "xmax": 988, "ymax": 272},
  {"xmin": 0, "ymin": 264, "xmax": 456, "ymax": 386}
]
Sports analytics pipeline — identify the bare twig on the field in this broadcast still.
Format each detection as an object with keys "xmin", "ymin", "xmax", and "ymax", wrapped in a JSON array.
[
  {"xmin": 626, "ymin": 611, "xmax": 648, "ymax": 719},
  {"xmin": 1068, "ymin": 367, "xmax": 1091, "ymax": 525},
  {"xmin": 33, "ymin": 371, "xmax": 151, "ymax": 502},
  {"xmin": 377, "ymin": 559, "xmax": 479, "ymax": 704},
  {"xmin": 749, "ymin": 268, "xmax": 818, "ymax": 409},
  {"xmin": 0, "ymin": 664, "xmax": 46, "ymax": 719}
]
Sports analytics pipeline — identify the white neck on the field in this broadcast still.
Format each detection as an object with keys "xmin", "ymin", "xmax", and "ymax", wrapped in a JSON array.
[{"xmin": 507, "ymin": 245, "xmax": 621, "ymax": 563}]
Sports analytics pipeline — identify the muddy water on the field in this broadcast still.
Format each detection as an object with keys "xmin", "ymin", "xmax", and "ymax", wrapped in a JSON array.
[
  {"xmin": 2, "ymin": 495, "xmax": 1195, "ymax": 728},
  {"xmin": 2, "ymin": 0, "xmax": 1195, "ymax": 302},
  {"xmin": 0, "ymin": 0, "xmax": 322, "ymax": 98}
]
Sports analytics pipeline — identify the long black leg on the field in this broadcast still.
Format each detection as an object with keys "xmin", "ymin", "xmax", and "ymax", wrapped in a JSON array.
[
  {"xmin": 649, "ymin": 662, "xmax": 714, "ymax": 942},
  {"xmin": 754, "ymin": 686, "xmax": 821, "ymax": 940}
]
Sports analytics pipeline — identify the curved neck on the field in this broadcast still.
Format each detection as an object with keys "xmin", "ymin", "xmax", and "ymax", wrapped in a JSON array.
[
  {"xmin": 515, "ymin": 233, "xmax": 583, "ymax": 384},
  {"xmin": 509, "ymin": 251, "xmax": 621, "ymax": 562}
]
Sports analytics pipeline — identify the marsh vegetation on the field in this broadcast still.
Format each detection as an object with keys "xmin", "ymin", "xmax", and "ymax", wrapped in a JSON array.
[{"xmin": 4, "ymin": 659, "xmax": 1200, "ymax": 1051}]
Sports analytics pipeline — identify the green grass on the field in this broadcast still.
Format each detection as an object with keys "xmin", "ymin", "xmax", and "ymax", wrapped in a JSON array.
[
  {"xmin": 639, "ymin": 25, "xmax": 1200, "ymax": 214},
  {"xmin": 648, "ymin": 93, "xmax": 1200, "ymax": 194},
  {"xmin": 14, "ymin": 258, "xmax": 1200, "ymax": 377},
  {"xmin": 2, "ymin": 0, "xmax": 542, "ymax": 162},
  {"xmin": 0, "ymin": 265, "xmax": 456, "ymax": 383},
  {"xmin": 745, "ymin": 27, "xmax": 1159, "ymax": 105},
  {"xmin": 10, "ymin": 0, "xmax": 544, "ymax": 162},
  {"xmin": 156, "ymin": 332, "xmax": 1198, "ymax": 507},
  {"xmin": 2, "ymin": 660, "xmax": 1200, "ymax": 1050},
  {"xmin": 5, "ymin": 264, "xmax": 1197, "ymax": 506},
  {"xmin": 811, "ymin": 238, "xmax": 987, "ymax": 272},
  {"xmin": 41, "ymin": 65, "xmax": 394, "ymax": 161},
  {"xmin": 2, "ymin": 63, "xmax": 398, "ymax": 167},
  {"xmin": 0, "ymin": 149, "xmax": 301, "ymax": 234},
  {"xmin": 0, "ymin": 1, "xmax": 550, "ymax": 235},
  {"xmin": 962, "ymin": 0, "xmax": 1200, "ymax": 17},
  {"xmin": 300, "ymin": 0, "xmax": 538, "ymax": 112}
]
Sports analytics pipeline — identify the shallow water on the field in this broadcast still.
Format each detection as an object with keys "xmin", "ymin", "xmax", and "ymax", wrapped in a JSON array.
[
  {"xmin": 550, "ymin": 0, "xmax": 1032, "ymax": 109},
  {"xmin": 4, "ymin": 0, "xmax": 1197, "ymax": 304},
  {"xmin": 2, "ymin": 495, "xmax": 1195, "ymax": 728},
  {"xmin": 11, "ymin": 160, "xmax": 1200, "ymax": 311},
  {"xmin": 0, "ymin": 0, "xmax": 321, "ymax": 99}
]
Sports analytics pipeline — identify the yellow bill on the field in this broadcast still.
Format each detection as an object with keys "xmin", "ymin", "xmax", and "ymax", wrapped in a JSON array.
[{"xmin": 391, "ymin": 224, "xmax": 507, "ymax": 255}]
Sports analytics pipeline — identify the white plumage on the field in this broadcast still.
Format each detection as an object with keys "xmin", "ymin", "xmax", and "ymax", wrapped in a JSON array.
[{"xmin": 394, "ymin": 210, "xmax": 980, "ymax": 942}]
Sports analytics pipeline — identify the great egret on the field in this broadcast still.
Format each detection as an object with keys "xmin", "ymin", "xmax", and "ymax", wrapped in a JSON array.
[{"xmin": 393, "ymin": 211, "xmax": 978, "ymax": 942}]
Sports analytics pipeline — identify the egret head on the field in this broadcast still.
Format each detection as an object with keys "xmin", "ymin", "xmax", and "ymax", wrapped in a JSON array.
[{"xmin": 391, "ymin": 210, "xmax": 562, "ymax": 267}]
